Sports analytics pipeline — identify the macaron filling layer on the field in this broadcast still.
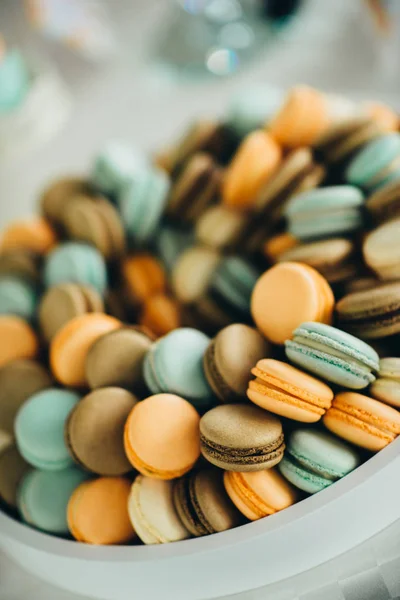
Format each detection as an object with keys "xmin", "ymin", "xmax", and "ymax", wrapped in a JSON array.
[
  {"xmin": 200, "ymin": 433, "xmax": 285, "ymax": 467},
  {"xmin": 174, "ymin": 477, "xmax": 214, "ymax": 536}
]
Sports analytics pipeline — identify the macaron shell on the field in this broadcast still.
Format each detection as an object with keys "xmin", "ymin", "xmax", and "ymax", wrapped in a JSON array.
[
  {"xmin": 323, "ymin": 392, "xmax": 400, "ymax": 451},
  {"xmin": 195, "ymin": 205, "xmax": 244, "ymax": 251},
  {"xmin": 122, "ymin": 254, "xmax": 166, "ymax": 306},
  {"xmin": 224, "ymin": 469, "xmax": 297, "ymax": 521},
  {"xmin": 50, "ymin": 314, "xmax": 121, "ymax": 387},
  {"xmin": 363, "ymin": 218, "xmax": 400, "ymax": 280},
  {"xmin": 0, "ymin": 250, "xmax": 41, "ymax": 285},
  {"xmin": 0, "ymin": 218, "xmax": 57, "ymax": 255},
  {"xmin": 0, "ymin": 316, "xmax": 39, "ymax": 368},
  {"xmin": 139, "ymin": 294, "xmax": 181, "ymax": 338},
  {"xmin": 67, "ymin": 477, "xmax": 136, "ymax": 545},
  {"xmin": 40, "ymin": 177, "xmax": 95, "ymax": 225},
  {"xmin": 172, "ymin": 246, "xmax": 221, "ymax": 305},
  {"xmin": 0, "ymin": 277, "xmax": 37, "ymax": 320},
  {"xmin": 278, "ymin": 456, "xmax": 331, "ymax": 494},
  {"xmin": 370, "ymin": 378, "xmax": 400, "ymax": 408},
  {"xmin": 0, "ymin": 445, "xmax": 31, "ymax": 508}
]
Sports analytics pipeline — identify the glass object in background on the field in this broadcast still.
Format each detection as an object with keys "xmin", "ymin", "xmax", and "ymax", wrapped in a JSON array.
[
  {"xmin": 151, "ymin": 0, "xmax": 303, "ymax": 78},
  {"xmin": 0, "ymin": 33, "xmax": 71, "ymax": 162}
]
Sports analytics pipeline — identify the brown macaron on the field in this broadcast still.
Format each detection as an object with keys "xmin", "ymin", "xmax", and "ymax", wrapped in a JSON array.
[
  {"xmin": 366, "ymin": 179, "xmax": 400, "ymax": 225},
  {"xmin": 0, "ymin": 359, "xmax": 52, "ymax": 440},
  {"xmin": 39, "ymin": 283, "xmax": 105, "ymax": 343},
  {"xmin": 0, "ymin": 445, "xmax": 31, "ymax": 509},
  {"xmin": 204, "ymin": 324, "xmax": 270, "ymax": 403},
  {"xmin": 173, "ymin": 469, "xmax": 243, "ymax": 537},
  {"xmin": 65, "ymin": 387, "xmax": 138, "ymax": 476},
  {"xmin": 62, "ymin": 196, "xmax": 126, "ymax": 260},
  {"xmin": 40, "ymin": 177, "xmax": 96, "ymax": 227},
  {"xmin": 86, "ymin": 327, "xmax": 153, "ymax": 393},
  {"xmin": 0, "ymin": 250, "xmax": 42, "ymax": 285}
]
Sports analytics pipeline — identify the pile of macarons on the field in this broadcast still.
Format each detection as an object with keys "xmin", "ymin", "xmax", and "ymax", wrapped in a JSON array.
[{"xmin": 1, "ymin": 84, "xmax": 400, "ymax": 547}]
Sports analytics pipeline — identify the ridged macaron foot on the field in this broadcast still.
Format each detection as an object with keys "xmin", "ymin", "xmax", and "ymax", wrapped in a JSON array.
[
  {"xmin": 200, "ymin": 404, "xmax": 285, "ymax": 472},
  {"xmin": 128, "ymin": 476, "xmax": 190, "ymax": 545},
  {"xmin": 44, "ymin": 242, "xmax": 108, "ymax": 295},
  {"xmin": 285, "ymin": 185, "xmax": 364, "ymax": 241},
  {"xmin": 65, "ymin": 388, "xmax": 138, "ymax": 476},
  {"xmin": 323, "ymin": 392, "xmax": 400, "ymax": 451},
  {"xmin": 143, "ymin": 328, "xmax": 214, "ymax": 411},
  {"xmin": 15, "ymin": 388, "xmax": 80, "ymax": 470},
  {"xmin": 278, "ymin": 429, "xmax": 361, "ymax": 494},
  {"xmin": 336, "ymin": 281, "xmax": 400, "ymax": 339},
  {"xmin": 370, "ymin": 358, "xmax": 400, "ymax": 408},
  {"xmin": 346, "ymin": 132, "xmax": 400, "ymax": 192},
  {"xmin": 18, "ymin": 467, "xmax": 90, "ymax": 535},
  {"xmin": 285, "ymin": 322, "xmax": 379, "ymax": 389},
  {"xmin": 86, "ymin": 327, "xmax": 153, "ymax": 393},
  {"xmin": 0, "ymin": 445, "xmax": 31, "ymax": 509},
  {"xmin": 251, "ymin": 262, "xmax": 334, "ymax": 345},
  {"xmin": 224, "ymin": 468, "xmax": 298, "ymax": 521},
  {"xmin": 0, "ymin": 218, "xmax": 57, "ymax": 255},
  {"xmin": 173, "ymin": 469, "xmax": 243, "ymax": 537},
  {"xmin": 0, "ymin": 316, "xmax": 39, "ymax": 368},
  {"xmin": 68, "ymin": 477, "xmax": 136, "ymax": 545},
  {"xmin": 248, "ymin": 359, "xmax": 333, "ymax": 423},
  {"xmin": 124, "ymin": 394, "xmax": 201, "ymax": 479},
  {"xmin": 0, "ymin": 276, "xmax": 37, "ymax": 321},
  {"xmin": 204, "ymin": 324, "xmax": 270, "ymax": 404},
  {"xmin": 363, "ymin": 217, "xmax": 400, "ymax": 280}
]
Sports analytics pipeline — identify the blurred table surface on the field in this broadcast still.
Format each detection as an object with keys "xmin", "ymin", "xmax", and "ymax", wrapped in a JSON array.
[{"xmin": 0, "ymin": 0, "xmax": 399, "ymax": 598}]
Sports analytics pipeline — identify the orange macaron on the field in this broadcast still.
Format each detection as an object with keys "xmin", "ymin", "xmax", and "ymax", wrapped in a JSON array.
[
  {"xmin": 124, "ymin": 393, "xmax": 201, "ymax": 479},
  {"xmin": 0, "ymin": 316, "xmax": 39, "ymax": 368},
  {"xmin": 139, "ymin": 294, "xmax": 181, "ymax": 338},
  {"xmin": 67, "ymin": 477, "xmax": 136, "ymax": 545},
  {"xmin": 0, "ymin": 218, "xmax": 57, "ymax": 255},
  {"xmin": 121, "ymin": 254, "xmax": 167, "ymax": 307},
  {"xmin": 50, "ymin": 313, "xmax": 121, "ymax": 387}
]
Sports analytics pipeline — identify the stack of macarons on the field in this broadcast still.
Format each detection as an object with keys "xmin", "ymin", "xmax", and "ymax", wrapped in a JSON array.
[{"xmin": 1, "ymin": 84, "xmax": 400, "ymax": 549}]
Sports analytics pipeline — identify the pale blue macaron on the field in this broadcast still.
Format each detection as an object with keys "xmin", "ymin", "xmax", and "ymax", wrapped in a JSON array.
[
  {"xmin": 143, "ymin": 328, "xmax": 215, "ymax": 411},
  {"xmin": 18, "ymin": 467, "xmax": 90, "ymax": 535},
  {"xmin": 211, "ymin": 256, "xmax": 259, "ymax": 319},
  {"xmin": 0, "ymin": 276, "xmax": 37, "ymax": 320},
  {"xmin": 154, "ymin": 225, "xmax": 195, "ymax": 273},
  {"xmin": 226, "ymin": 85, "xmax": 284, "ymax": 138},
  {"xmin": 119, "ymin": 166, "xmax": 170, "ymax": 246},
  {"xmin": 285, "ymin": 186, "xmax": 364, "ymax": 240},
  {"xmin": 0, "ymin": 48, "xmax": 30, "ymax": 113},
  {"xmin": 346, "ymin": 133, "xmax": 400, "ymax": 192},
  {"xmin": 44, "ymin": 242, "xmax": 107, "ymax": 295},
  {"xmin": 15, "ymin": 389, "xmax": 80, "ymax": 471},
  {"xmin": 278, "ymin": 428, "xmax": 361, "ymax": 494},
  {"xmin": 285, "ymin": 322, "xmax": 379, "ymax": 389},
  {"xmin": 91, "ymin": 141, "xmax": 147, "ymax": 197}
]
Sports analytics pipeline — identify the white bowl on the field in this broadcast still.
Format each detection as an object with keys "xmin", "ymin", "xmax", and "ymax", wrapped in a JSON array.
[{"xmin": 1, "ymin": 438, "xmax": 400, "ymax": 600}]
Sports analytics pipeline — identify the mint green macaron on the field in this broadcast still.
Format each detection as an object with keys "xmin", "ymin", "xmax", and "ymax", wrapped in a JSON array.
[
  {"xmin": 0, "ymin": 276, "xmax": 37, "ymax": 321},
  {"xmin": 285, "ymin": 322, "xmax": 379, "ymax": 389},
  {"xmin": 346, "ymin": 133, "xmax": 400, "ymax": 192},
  {"xmin": 211, "ymin": 256, "xmax": 259, "ymax": 320},
  {"xmin": 91, "ymin": 141, "xmax": 147, "ymax": 197}
]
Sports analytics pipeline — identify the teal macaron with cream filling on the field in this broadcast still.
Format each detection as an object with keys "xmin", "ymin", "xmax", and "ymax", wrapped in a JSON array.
[
  {"xmin": 278, "ymin": 428, "xmax": 361, "ymax": 494},
  {"xmin": 15, "ymin": 388, "xmax": 80, "ymax": 470},
  {"xmin": 285, "ymin": 322, "xmax": 379, "ymax": 389},
  {"xmin": 0, "ymin": 276, "xmax": 37, "ymax": 320},
  {"xmin": 285, "ymin": 186, "xmax": 364, "ymax": 240},
  {"xmin": 346, "ymin": 132, "xmax": 400, "ymax": 192}
]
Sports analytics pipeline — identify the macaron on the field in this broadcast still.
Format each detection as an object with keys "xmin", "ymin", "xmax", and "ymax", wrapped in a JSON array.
[
  {"xmin": 62, "ymin": 196, "xmax": 126, "ymax": 260},
  {"xmin": 370, "ymin": 358, "xmax": 400, "ymax": 408},
  {"xmin": 285, "ymin": 185, "xmax": 364, "ymax": 240},
  {"xmin": 40, "ymin": 176, "xmax": 95, "ymax": 227},
  {"xmin": 121, "ymin": 254, "xmax": 166, "ymax": 307},
  {"xmin": 224, "ymin": 468, "xmax": 298, "ymax": 521},
  {"xmin": 0, "ymin": 445, "xmax": 31, "ymax": 509},
  {"xmin": 364, "ymin": 101, "xmax": 399, "ymax": 132},
  {"xmin": 86, "ymin": 327, "xmax": 152, "ymax": 393},
  {"xmin": 0, "ymin": 276, "xmax": 37, "ymax": 320},
  {"xmin": 203, "ymin": 324, "xmax": 270, "ymax": 403},
  {"xmin": 0, "ymin": 218, "xmax": 57, "ymax": 255},
  {"xmin": 119, "ymin": 165, "xmax": 170, "ymax": 245},
  {"xmin": 0, "ymin": 249, "xmax": 42, "ymax": 285},
  {"xmin": 50, "ymin": 314, "xmax": 121, "ymax": 388},
  {"xmin": 39, "ymin": 282, "xmax": 104, "ymax": 343},
  {"xmin": 154, "ymin": 224, "xmax": 195, "ymax": 273},
  {"xmin": 18, "ymin": 467, "xmax": 89, "ymax": 535},
  {"xmin": 336, "ymin": 281, "xmax": 400, "ymax": 339},
  {"xmin": 277, "ymin": 238, "xmax": 357, "ymax": 284},
  {"xmin": 0, "ymin": 316, "xmax": 39, "ymax": 367},
  {"xmin": 200, "ymin": 404, "xmax": 285, "ymax": 472},
  {"xmin": 124, "ymin": 393, "xmax": 201, "ymax": 479},
  {"xmin": 68, "ymin": 476, "xmax": 136, "ymax": 545},
  {"xmin": 15, "ymin": 388, "xmax": 80, "ymax": 470},
  {"xmin": 248, "ymin": 359, "xmax": 333, "ymax": 423},
  {"xmin": 128, "ymin": 476, "xmax": 190, "ymax": 545},
  {"xmin": 44, "ymin": 242, "xmax": 108, "ymax": 295},
  {"xmin": 323, "ymin": 392, "xmax": 400, "ymax": 451},
  {"xmin": 363, "ymin": 217, "xmax": 400, "ymax": 280},
  {"xmin": 139, "ymin": 294, "xmax": 181, "ymax": 338},
  {"xmin": 166, "ymin": 153, "xmax": 222, "ymax": 223},
  {"xmin": 226, "ymin": 84, "xmax": 284, "ymax": 138},
  {"xmin": 65, "ymin": 388, "xmax": 138, "ymax": 476},
  {"xmin": 144, "ymin": 328, "xmax": 214, "ymax": 410},
  {"xmin": 91, "ymin": 141, "xmax": 146, "ymax": 196},
  {"xmin": 223, "ymin": 130, "xmax": 282, "ymax": 210},
  {"xmin": 285, "ymin": 322, "xmax": 379, "ymax": 389},
  {"xmin": 278, "ymin": 429, "xmax": 361, "ymax": 494},
  {"xmin": 0, "ymin": 359, "xmax": 52, "ymax": 440},
  {"xmin": 346, "ymin": 132, "xmax": 400, "ymax": 192},
  {"xmin": 366, "ymin": 179, "xmax": 400, "ymax": 224},
  {"xmin": 172, "ymin": 245, "xmax": 221, "ymax": 306},
  {"xmin": 174, "ymin": 469, "xmax": 243, "ymax": 536},
  {"xmin": 263, "ymin": 232, "xmax": 298, "ymax": 263},
  {"xmin": 195, "ymin": 205, "xmax": 245, "ymax": 252},
  {"xmin": 251, "ymin": 262, "xmax": 334, "ymax": 345}
]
